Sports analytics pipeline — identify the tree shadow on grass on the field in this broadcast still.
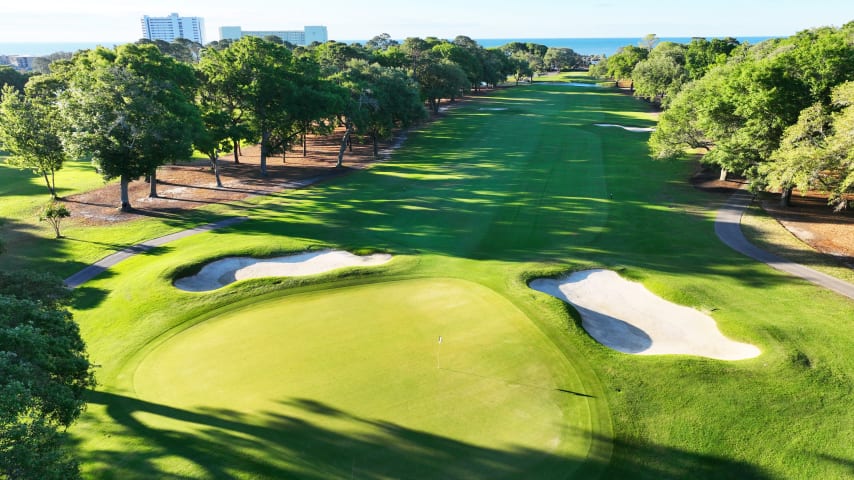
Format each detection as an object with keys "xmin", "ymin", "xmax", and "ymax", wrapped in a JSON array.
[{"xmin": 77, "ymin": 390, "xmax": 773, "ymax": 480}]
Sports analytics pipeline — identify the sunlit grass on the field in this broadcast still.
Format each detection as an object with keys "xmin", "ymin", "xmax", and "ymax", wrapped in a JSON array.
[{"xmin": 5, "ymin": 82, "xmax": 852, "ymax": 478}]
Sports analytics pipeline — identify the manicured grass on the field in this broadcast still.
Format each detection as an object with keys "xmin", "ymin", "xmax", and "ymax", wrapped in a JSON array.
[
  {"xmin": 13, "ymin": 81, "xmax": 851, "ymax": 478},
  {"xmin": 101, "ymin": 279, "xmax": 585, "ymax": 478},
  {"xmin": 0, "ymin": 156, "xmax": 106, "ymax": 241}
]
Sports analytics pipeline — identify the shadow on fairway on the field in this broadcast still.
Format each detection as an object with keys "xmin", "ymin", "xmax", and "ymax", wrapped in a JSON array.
[{"xmin": 81, "ymin": 390, "xmax": 773, "ymax": 480}]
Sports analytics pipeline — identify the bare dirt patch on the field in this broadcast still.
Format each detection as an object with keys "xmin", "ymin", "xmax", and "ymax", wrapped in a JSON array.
[{"xmin": 62, "ymin": 129, "xmax": 383, "ymax": 226}]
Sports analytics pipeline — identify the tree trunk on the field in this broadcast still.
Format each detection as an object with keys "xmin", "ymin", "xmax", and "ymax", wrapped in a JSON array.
[
  {"xmin": 210, "ymin": 153, "xmax": 223, "ymax": 188},
  {"xmin": 337, "ymin": 119, "xmax": 352, "ymax": 168},
  {"xmin": 232, "ymin": 140, "xmax": 240, "ymax": 164},
  {"xmin": 303, "ymin": 132, "xmax": 307, "ymax": 157},
  {"xmin": 719, "ymin": 168, "xmax": 728, "ymax": 181},
  {"xmin": 260, "ymin": 130, "xmax": 269, "ymax": 177},
  {"xmin": 43, "ymin": 171, "xmax": 57, "ymax": 199},
  {"xmin": 372, "ymin": 133, "xmax": 379, "ymax": 158},
  {"xmin": 780, "ymin": 186, "xmax": 793, "ymax": 207},
  {"xmin": 120, "ymin": 175, "xmax": 132, "ymax": 211},
  {"xmin": 148, "ymin": 167, "xmax": 158, "ymax": 198}
]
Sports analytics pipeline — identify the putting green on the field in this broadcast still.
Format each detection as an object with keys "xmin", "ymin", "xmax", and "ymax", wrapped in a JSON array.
[{"xmin": 129, "ymin": 278, "xmax": 592, "ymax": 478}]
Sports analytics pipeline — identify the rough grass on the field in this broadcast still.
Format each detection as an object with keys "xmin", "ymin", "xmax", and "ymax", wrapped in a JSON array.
[{"xmin": 8, "ymin": 82, "xmax": 851, "ymax": 478}]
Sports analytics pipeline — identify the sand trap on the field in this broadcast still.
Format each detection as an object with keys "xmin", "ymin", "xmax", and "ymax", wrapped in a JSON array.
[
  {"xmin": 478, "ymin": 107, "xmax": 509, "ymax": 111},
  {"xmin": 530, "ymin": 270, "xmax": 760, "ymax": 360},
  {"xmin": 174, "ymin": 250, "xmax": 393, "ymax": 292},
  {"xmin": 593, "ymin": 123, "xmax": 655, "ymax": 133}
]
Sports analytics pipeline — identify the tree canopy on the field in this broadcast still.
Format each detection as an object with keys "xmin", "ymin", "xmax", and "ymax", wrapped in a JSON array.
[
  {"xmin": 651, "ymin": 23, "xmax": 854, "ymax": 207},
  {"xmin": 0, "ymin": 81, "xmax": 68, "ymax": 198},
  {"xmin": 56, "ymin": 43, "xmax": 201, "ymax": 210},
  {"xmin": 0, "ymin": 269, "xmax": 95, "ymax": 479}
]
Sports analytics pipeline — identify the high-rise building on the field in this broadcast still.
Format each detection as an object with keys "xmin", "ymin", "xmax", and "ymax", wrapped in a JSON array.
[
  {"xmin": 218, "ymin": 25, "xmax": 328, "ymax": 46},
  {"xmin": 141, "ymin": 13, "xmax": 205, "ymax": 44},
  {"xmin": 303, "ymin": 26, "xmax": 328, "ymax": 45}
]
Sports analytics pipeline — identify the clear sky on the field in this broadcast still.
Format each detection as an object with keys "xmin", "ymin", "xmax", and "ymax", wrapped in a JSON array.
[{"xmin": 1, "ymin": 0, "xmax": 852, "ymax": 43}]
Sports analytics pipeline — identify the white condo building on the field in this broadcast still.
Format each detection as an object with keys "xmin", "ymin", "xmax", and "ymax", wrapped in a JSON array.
[
  {"xmin": 141, "ymin": 13, "xmax": 205, "ymax": 44},
  {"xmin": 219, "ymin": 26, "xmax": 328, "ymax": 46}
]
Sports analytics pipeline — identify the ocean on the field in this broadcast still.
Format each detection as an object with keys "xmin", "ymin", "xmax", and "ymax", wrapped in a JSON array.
[{"xmin": 0, "ymin": 36, "xmax": 776, "ymax": 58}]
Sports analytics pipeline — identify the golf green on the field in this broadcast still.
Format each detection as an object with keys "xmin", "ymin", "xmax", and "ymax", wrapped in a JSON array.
[{"xmin": 128, "ymin": 278, "xmax": 592, "ymax": 478}]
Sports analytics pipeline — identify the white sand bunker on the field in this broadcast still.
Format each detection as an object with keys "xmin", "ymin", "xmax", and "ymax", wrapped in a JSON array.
[
  {"xmin": 174, "ymin": 250, "xmax": 393, "ymax": 292},
  {"xmin": 530, "ymin": 270, "xmax": 760, "ymax": 360},
  {"xmin": 479, "ymin": 107, "xmax": 509, "ymax": 111},
  {"xmin": 594, "ymin": 123, "xmax": 655, "ymax": 133}
]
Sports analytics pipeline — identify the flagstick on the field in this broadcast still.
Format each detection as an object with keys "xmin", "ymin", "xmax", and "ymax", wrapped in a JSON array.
[{"xmin": 436, "ymin": 336, "xmax": 443, "ymax": 369}]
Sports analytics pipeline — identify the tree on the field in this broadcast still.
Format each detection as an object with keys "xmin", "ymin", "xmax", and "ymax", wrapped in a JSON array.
[
  {"xmin": 206, "ymin": 37, "xmax": 300, "ymax": 177},
  {"xmin": 0, "ymin": 82, "xmax": 67, "ymax": 198},
  {"xmin": 640, "ymin": 34, "xmax": 660, "ymax": 51},
  {"xmin": 138, "ymin": 38, "xmax": 202, "ymax": 64},
  {"xmin": 197, "ymin": 46, "xmax": 254, "ymax": 164},
  {"xmin": 58, "ymin": 44, "xmax": 201, "ymax": 210},
  {"xmin": 342, "ymin": 60, "xmax": 426, "ymax": 158},
  {"xmin": 685, "ymin": 37, "xmax": 740, "ymax": 80},
  {"xmin": 649, "ymin": 79, "xmax": 717, "ymax": 159},
  {"xmin": 762, "ymin": 81, "xmax": 854, "ymax": 209},
  {"xmin": 289, "ymin": 58, "xmax": 346, "ymax": 157},
  {"xmin": 481, "ymin": 48, "xmax": 513, "ymax": 87},
  {"xmin": 414, "ymin": 57, "xmax": 469, "ymax": 113},
  {"xmin": 431, "ymin": 42, "xmax": 481, "ymax": 92},
  {"xmin": 651, "ymin": 24, "xmax": 854, "ymax": 186},
  {"xmin": 0, "ymin": 268, "xmax": 95, "ymax": 480},
  {"xmin": 605, "ymin": 45, "xmax": 649, "ymax": 80},
  {"xmin": 366, "ymin": 33, "xmax": 398, "ymax": 51},
  {"xmin": 312, "ymin": 41, "xmax": 366, "ymax": 76},
  {"xmin": 31, "ymin": 52, "xmax": 73, "ymax": 74},
  {"xmin": 544, "ymin": 47, "xmax": 576, "ymax": 72},
  {"xmin": 0, "ymin": 66, "xmax": 27, "ymax": 92},
  {"xmin": 544, "ymin": 47, "xmax": 581, "ymax": 71},
  {"xmin": 631, "ymin": 43, "xmax": 688, "ymax": 107},
  {"xmin": 39, "ymin": 200, "xmax": 71, "ymax": 238}
]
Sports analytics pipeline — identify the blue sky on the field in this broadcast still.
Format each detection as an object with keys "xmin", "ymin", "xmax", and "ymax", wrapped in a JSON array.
[{"xmin": 1, "ymin": 0, "xmax": 852, "ymax": 42}]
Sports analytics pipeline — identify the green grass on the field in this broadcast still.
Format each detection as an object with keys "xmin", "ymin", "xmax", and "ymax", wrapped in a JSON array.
[
  {"xmin": 83, "ymin": 278, "xmax": 588, "ymax": 478},
  {"xmin": 0, "ymin": 153, "xmax": 234, "ymax": 275},
  {"xmin": 7, "ymin": 81, "xmax": 852, "ymax": 478}
]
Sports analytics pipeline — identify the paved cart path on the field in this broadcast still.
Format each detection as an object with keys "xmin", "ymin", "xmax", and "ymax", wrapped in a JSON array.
[
  {"xmin": 64, "ymin": 216, "xmax": 248, "ymax": 289},
  {"xmin": 715, "ymin": 190, "xmax": 854, "ymax": 301}
]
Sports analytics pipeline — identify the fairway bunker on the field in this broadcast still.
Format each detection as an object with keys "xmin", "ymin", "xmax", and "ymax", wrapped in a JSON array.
[
  {"xmin": 530, "ymin": 270, "xmax": 761, "ymax": 360},
  {"xmin": 593, "ymin": 123, "xmax": 655, "ymax": 133},
  {"xmin": 174, "ymin": 250, "xmax": 392, "ymax": 292}
]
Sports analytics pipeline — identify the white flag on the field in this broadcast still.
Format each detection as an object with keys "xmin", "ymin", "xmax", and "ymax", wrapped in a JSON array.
[{"xmin": 438, "ymin": 336, "xmax": 443, "ymax": 344}]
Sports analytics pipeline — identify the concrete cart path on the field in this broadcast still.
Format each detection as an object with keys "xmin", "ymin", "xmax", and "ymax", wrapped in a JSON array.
[
  {"xmin": 715, "ymin": 190, "xmax": 854, "ymax": 301},
  {"xmin": 64, "ymin": 216, "xmax": 248, "ymax": 289}
]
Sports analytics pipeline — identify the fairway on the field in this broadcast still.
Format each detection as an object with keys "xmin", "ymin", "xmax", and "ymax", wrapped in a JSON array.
[
  {"xmin": 63, "ymin": 80, "xmax": 853, "ymax": 480},
  {"xmin": 129, "ymin": 279, "xmax": 588, "ymax": 478}
]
